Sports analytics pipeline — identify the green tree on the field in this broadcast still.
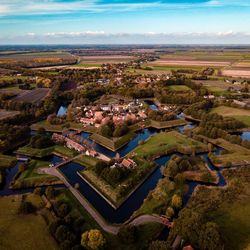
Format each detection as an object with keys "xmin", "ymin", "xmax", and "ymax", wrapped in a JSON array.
[
  {"xmin": 118, "ymin": 225, "xmax": 137, "ymax": 244},
  {"xmin": 148, "ymin": 241, "xmax": 169, "ymax": 250},
  {"xmin": 198, "ymin": 222, "xmax": 223, "ymax": 250},
  {"xmin": 45, "ymin": 186, "xmax": 55, "ymax": 199}
]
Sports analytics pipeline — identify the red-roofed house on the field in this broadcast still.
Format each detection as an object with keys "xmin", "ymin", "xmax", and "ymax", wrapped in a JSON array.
[{"xmin": 121, "ymin": 158, "xmax": 137, "ymax": 169}]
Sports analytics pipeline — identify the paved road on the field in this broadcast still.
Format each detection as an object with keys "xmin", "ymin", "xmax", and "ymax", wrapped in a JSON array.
[{"xmin": 40, "ymin": 167, "xmax": 165, "ymax": 234}]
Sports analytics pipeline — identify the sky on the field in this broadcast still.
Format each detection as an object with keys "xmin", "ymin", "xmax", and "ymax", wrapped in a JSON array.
[{"xmin": 0, "ymin": 0, "xmax": 250, "ymax": 44}]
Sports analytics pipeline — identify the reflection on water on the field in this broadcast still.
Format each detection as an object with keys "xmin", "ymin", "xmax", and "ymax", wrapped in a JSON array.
[{"xmin": 57, "ymin": 103, "xmax": 68, "ymax": 117}]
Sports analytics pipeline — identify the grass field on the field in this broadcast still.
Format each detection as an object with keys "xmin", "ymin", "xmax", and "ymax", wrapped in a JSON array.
[
  {"xmin": 167, "ymin": 85, "xmax": 192, "ymax": 92},
  {"xmin": 17, "ymin": 144, "xmax": 77, "ymax": 158},
  {"xmin": 31, "ymin": 120, "xmax": 85, "ymax": 132},
  {"xmin": 12, "ymin": 88, "xmax": 50, "ymax": 103},
  {"xmin": 208, "ymin": 138, "xmax": 250, "ymax": 166},
  {"xmin": 12, "ymin": 159, "xmax": 60, "ymax": 189},
  {"xmin": 0, "ymin": 194, "xmax": 58, "ymax": 250},
  {"xmin": 74, "ymin": 155, "xmax": 100, "ymax": 168},
  {"xmin": 149, "ymin": 119, "xmax": 189, "ymax": 129},
  {"xmin": 131, "ymin": 131, "xmax": 206, "ymax": 159},
  {"xmin": 214, "ymin": 198, "xmax": 250, "ymax": 250},
  {"xmin": 0, "ymin": 109, "xmax": 20, "ymax": 120},
  {"xmin": 71, "ymin": 63, "xmax": 101, "ymax": 68},
  {"xmin": 0, "ymin": 154, "xmax": 17, "ymax": 169},
  {"xmin": 211, "ymin": 106, "xmax": 250, "ymax": 127},
  {"xmin": 90, "ymin": 131, "xmax": 136, "ymax": 151}
]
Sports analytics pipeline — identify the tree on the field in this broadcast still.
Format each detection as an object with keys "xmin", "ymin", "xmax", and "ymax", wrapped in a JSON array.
[
  {"xmin": 19, "ymin": 163, "xmax": 27, "ymax": 173},
  {"xmin": 118, "ymin": 225, "xmax": 137, "ymax": 244},
  {"xmin": 33, "ymin": 187, "xmax": 42, "ymax": 196},
  {"xmin": 49, "ymin": 219, "xmax": 63, "ymax": 234},
  {"xmin": 18, "ymin": 201, "xmax": 36, "ymax": 214},
  {"xmin": 60, "ymin": 240, "xmax": 72, "ymax": 250},
  {"xmin": 81, "ymin": 229, "xmax": 106, "ymax": 250},
  {"xmin": 208, "ymin": 143, "xmax": 213, "ymax": 153},
  {"xmin": 57, "ymin": 203, "xmax": 70, "ymax": 218},
  {"xmin": 148, "ymin": 241, "xmax": 169, "ymax": 250},
  {"xmin": 73, "ymin": 217, "xmax": 85, "ymax": 233},
  {"xmin": 171, "ymin": 194, "xmax": 182, "ymax": 209},
  {"xmin": 45, "ymin": 186, "xmax": 55, "ymax": 199},
  {"xmin": 166, "ymin": 206, "xmax": 175, "ymax": 218},
  {"xmin": 198, "ymin": 222, "xmax": 223, "ymax": 250},
  {"xmin": 55, "ymin": 225, "xmax": 69, "ymax": 243}
]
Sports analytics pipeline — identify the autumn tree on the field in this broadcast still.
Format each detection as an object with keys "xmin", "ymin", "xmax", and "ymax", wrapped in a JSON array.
[
  {"xmin": 81, "ymin": 229, "xmax": 106, "ymax": 250},
  {"xmin": 171, "ymin": 194, "xmax": 182, "ymax": 209}
]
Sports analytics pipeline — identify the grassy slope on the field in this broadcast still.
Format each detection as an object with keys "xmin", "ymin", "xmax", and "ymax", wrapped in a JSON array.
[
  {"xmin": 168, "ymin": 85, "xmax": 192, "ymax": 92},
  {"xmin": 0, "ymin": 194, "xmax": 58, "ymax": 250},
  {"xmin": 17, "ymin": 144, "xmax": 77, "ymax": 158},
  {"xmin": 214, "ymin": 200, "xmax": 250, "ymax": 250},
  {"xmin": 12, "ymin": 160, "xmax": 59, "ymax": 188},
  {"xmin": 209, "ymin": 138, "xmax": 250, "ymax": 165},
  {"xmin": 131, "ymin": 131, "xmax": 206, "ymax": 159},
  {"xmin": 74, "ymin": 155, "xmax": 100, "ymax": 168},
  {"xmin": 0, "ymin": 154, "xmax": 17, "ymax": 169},
  {"xmin": 211, "ymin": 106, "xmax": 250, "ymax": 127}
]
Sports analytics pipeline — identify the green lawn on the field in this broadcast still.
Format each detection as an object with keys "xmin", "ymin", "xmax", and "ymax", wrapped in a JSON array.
[
  {"xmin": 17, "ymin": 144, "xmax": 77, "ymax": 158},
  {"xmin": 150, "ymin": 119, "xmax": 189, "ymax": 129},
  {"xmin": 74, "ymin": 155, "xmax": 100, "ymax": 168},
  {"xmin": 209, "ymin": 138, "xmax": 250, "ymax": 166},
  {"xmin": 12, "ymin": 159, "xmax": 60, "ymax": 189},
  {"xmin": 16, "ymin": 145, "xmax": 54, "ymax": 158},
  {"xmin": 0, "ymin": 154, "xmax": 17, "ymax": 169},
  {"xmin": 73, "ymin": 63, "xmax": 101, "ymax": 68},
  {"xmin": 0, "ymin": 194, "xmax": 58, "ymax": 250},
  {"xmin": 90, "ymin": 131, "xmax": 135, "ymax": 151},
  {"xmin": 205, "ymin": 86, "xmax": 228, "ymax": 95},
  {"xmin": 31, "ymin": 120, "xmax": 85, "ymax": 132},
  {"xmin": 131, "ymin": 131, "xmax": 206, "ymax": 159},
  {"xmin": 214, "ymin": 200, "xmax": 250, "ymax": 250},
  {"xmin": 211, "ymin": 106, "xmax": 250, "ymax": 127},
  {"xmin": 53, "ymin": 144, "xmax": 78, "ymax": 158},
  {"xmin": 168, "ymin": 85, "xmax": 192, "ymax": 92}
]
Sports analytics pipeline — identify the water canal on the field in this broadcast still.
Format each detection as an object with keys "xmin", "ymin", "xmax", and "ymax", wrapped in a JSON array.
[{"xmin": 0, "ymin": 104, "xmax": 236, "ymax": 226}]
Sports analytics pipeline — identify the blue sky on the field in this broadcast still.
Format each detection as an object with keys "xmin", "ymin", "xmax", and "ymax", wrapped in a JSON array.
[{"xmin": 0, "ymin": 0, "xmax": 250, "ymax": 44}]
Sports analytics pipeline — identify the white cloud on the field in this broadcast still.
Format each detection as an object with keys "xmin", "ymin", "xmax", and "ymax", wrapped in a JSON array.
[
  {"xmin": 1, "ymin": 31, "xmax": 250, "ymax": 44},
  {"xmin": 1, "ymin": 0, "xmax": 250, "ymax": 17}
]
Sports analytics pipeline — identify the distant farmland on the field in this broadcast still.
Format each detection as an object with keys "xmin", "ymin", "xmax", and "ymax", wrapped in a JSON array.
[
  {"xmin": 149, "ymin": 59, "xmax": 231, "ymax": 67},
  {"xmin": 0, "ymin": 51, "xmax": 77, "ymax": 68},
  {"xmin": 0, "ymin": 109, "xmax": 20, "ymax": 120},
  {"xmin": 12, "ymin": 88, "xmax": 50, "ymax": 103}
]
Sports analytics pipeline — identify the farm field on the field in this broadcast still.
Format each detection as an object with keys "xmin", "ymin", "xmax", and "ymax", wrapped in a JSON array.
[
  {"xmin": 195, "ymin": 80, "xmax": 241, "ymax": 91},
  {"xmin": 222, "ymin": 69, "xmax": 250, "ymax": 78},
  {"xmin": 0, "ymin": 194, "xmax": 58, "ymax": 250},
  {"xmin": 12, "ymin": 88, "xmax": 50, "ymax": 103},
  {"xmin": 149, "ymin": 59, "xmax": 231, "ymax": 67},
  {"xmin": 211, "ymin": 106, "xmax": 250, "ymax": 127},
  {"xmin": 0, "ymin": 51, "xmax": 77, "ymax": 68},
  {"xmin": 0, "ymin": 109, "xmax": 20, "ymax": 120},
  {"xmin": 77, "ymin": 55, "xmax": 135, "ymax": 65}
]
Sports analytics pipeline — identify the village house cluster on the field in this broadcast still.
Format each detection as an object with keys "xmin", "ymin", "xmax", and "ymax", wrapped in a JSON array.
[
  {"xmin": 52, "ymin": 132, "xmax": 98, "ymax": 158},
  {"xmin": 74, "ymin": 100, "xmax": 147, "ymax": 128}
]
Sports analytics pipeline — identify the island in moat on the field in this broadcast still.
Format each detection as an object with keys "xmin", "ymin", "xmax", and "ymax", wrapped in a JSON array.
[{"xmin": 0, "ymin": 45, "xmax": 250, "ymax": 250}]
